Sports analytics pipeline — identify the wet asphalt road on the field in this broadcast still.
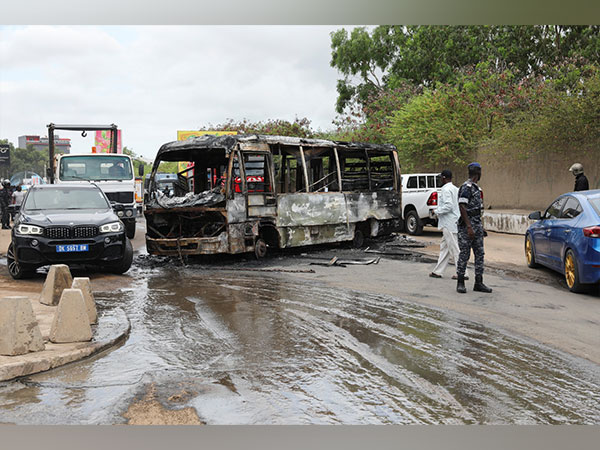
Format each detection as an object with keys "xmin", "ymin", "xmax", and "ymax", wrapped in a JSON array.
[{"xmin": 1, "ymin": 252, "xmax": 599, "ymax": 424}]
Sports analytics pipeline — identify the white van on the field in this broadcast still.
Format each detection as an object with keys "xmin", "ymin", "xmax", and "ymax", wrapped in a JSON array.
[{"xmin": 401, "ymin": 173, "xmax": 442, "ymax": 235}]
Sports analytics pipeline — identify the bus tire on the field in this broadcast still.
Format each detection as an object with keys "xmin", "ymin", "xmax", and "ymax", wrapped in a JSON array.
[
  {"xmin": 352, "ymin": 228, "xmax": 365, "ymax": 248},
  {"xmin": 254, "ymin": 238, "xmax": 267, "ymax": 259}
]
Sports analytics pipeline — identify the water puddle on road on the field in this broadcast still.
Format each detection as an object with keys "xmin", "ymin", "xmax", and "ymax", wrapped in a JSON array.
[{"xmin": 0, "ymin": 264, "xmax": 599, "ymax": 424}]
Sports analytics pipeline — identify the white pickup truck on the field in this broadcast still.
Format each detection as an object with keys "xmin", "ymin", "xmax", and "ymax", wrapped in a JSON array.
[{"xmin": 401, "ymin": 173, "xmax": 442, "ymax": 235}]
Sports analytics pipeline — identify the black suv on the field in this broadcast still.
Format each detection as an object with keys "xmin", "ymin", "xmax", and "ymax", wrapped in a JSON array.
[{"xmin": 7, "ymin": 184, "xmax": 133, "ymax": 279}]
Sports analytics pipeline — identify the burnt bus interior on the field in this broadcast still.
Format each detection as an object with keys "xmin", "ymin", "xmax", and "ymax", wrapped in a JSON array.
[{"xmin": 145, "ymin": 136, "xmax": 399, "ymax": 250}]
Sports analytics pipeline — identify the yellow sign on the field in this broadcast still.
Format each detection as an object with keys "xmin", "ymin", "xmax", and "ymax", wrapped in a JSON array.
[
  {"xmin": 178, "ymin": 161, "xmax": 192, "ymax": 173},
  {"xmin": 175, "ymin": 130, "xmax": 237, "ymax": 178},
  {"xmin": 177, "ymin": 130, "xmax": 237, "ymax": 141}
]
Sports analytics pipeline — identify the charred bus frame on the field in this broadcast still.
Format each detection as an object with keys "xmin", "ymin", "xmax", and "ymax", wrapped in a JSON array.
[{"xmin": 144, "ymin": 134, "xmax": 402, "ymax": 258}]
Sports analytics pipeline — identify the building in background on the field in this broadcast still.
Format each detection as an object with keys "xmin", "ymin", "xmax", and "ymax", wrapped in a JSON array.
[{"xmin": 18, "ymin": 135, "xmax": 71, "ymax": 154}]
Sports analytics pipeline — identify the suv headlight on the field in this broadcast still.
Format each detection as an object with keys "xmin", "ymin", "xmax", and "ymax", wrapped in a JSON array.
[
  {"xmin": 100, "ymin": 222, "xmax": 124, "ymax": 233},
  {"xmin": 17, "ymin": 224, "xmax": 43, "ymax": 235}
]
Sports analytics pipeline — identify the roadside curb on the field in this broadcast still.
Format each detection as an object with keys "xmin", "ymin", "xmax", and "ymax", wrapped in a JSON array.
[{"xmin": 0, "ymin": 307, "xmax": 130, "ymax": 382}]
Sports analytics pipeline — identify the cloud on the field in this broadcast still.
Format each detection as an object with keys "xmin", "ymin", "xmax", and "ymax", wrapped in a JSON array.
[{"xmin": 0, "ymin": 25, "xmax": 345, "ymax": 158}]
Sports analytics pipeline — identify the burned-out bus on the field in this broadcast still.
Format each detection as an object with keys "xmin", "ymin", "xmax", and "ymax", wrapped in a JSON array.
[{"xmin": 144, "ymin": 134, "xmax": 402, "ymax": 258}]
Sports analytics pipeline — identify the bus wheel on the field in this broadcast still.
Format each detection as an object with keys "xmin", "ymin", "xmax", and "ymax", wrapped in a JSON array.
[
  {"xmin": 254, "ymin": 238, "xmax": 267, "ymax": 259},
  {"xmin": 352, "ymin": 228, "xmax": 365, "ymax": 248}
]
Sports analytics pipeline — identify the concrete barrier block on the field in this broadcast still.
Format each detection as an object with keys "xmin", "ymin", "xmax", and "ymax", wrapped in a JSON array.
[
  {"xmin": 0, "ymin": 296, "xmax": 45, "ymax": 356},
  {"xmin": 71, "ymin": 277, "xmax": 97, "ymax": 324},
  {"xmin": 40, "ymin": 264, "xmax": 73, "ymax": 306},
  {"xmin": 49, "ymin": 289, "xmax": 93, "ymax": 343},
  {"xmin": 482, "ymin": 211, "xmax": 536, "ymax": 235}
]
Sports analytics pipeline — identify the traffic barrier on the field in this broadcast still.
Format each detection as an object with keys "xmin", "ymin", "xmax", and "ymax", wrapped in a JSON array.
[
  {"xmin": 49, "ymin": 289, "xmax": 92, "ymax": 343},
  {"xmin": 0, "ymin": 296, "xmax": 45, "ymax": 356},
  {"xmin": 71, "ymin": 277, "xmax": 97, "ymax": 324},
  {"xmin": 40, "ymin": 264, "xmax": 73, "ymax": 306}
]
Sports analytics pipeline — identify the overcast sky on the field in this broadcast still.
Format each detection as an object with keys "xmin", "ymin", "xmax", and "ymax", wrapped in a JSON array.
[{"xmin": 0, "ymin": 25, "xmax": 348, "ymax": 159}]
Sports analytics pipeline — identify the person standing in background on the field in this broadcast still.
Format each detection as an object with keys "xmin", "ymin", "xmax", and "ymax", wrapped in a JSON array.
[
  {"xmin": 429, "ymin": 170, "xmax": 468, "ymax": 280},
  {"xmin": 569, "ymin": 163, "xmax": 589, "ymax": 192},
  {"xmin": 0, "ymin": 180, "xmax": 12, "ymax": 229},
  {"xmin": 11, "ymin": 185, "xmax": 25, "ymax": 219},
  {"xmin": 456, "ymin": 163, "xmax": 492, "ymax": 294}
]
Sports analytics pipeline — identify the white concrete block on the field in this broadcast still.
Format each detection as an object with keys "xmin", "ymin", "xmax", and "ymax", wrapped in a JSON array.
[
  {"xmin": 71, "ymin": 277, "xmax": 97, "ymax": 324},
  {"xmin": 0, "ymin": 296, "xmax": 45, "ymax": 356},
  {"xmin": 49, "ymin": 289, "xmax": 93, "ymax": 343},
  {"xmin": 40, "ymin": 264, "xmax": 73, "ymax": 306}
]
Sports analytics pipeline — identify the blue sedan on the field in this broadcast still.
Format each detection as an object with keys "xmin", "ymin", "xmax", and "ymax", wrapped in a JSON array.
[{"xmin": 525, "ymin": 190, "xmax": 600, "ymax": 293}]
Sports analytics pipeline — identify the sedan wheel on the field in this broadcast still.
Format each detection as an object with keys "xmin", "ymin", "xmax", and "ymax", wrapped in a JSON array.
[
  {"xmin": 525, "ymin": 234, "xmax": 539, "ymax": 268},
  {"xmin": 564, "ymin": 249, "xmax": 584, "ymax": 293}
]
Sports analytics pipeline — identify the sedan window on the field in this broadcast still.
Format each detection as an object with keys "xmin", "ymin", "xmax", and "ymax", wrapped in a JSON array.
[
  {"xmin": 590, "ymin": 197, "xmax": 600, "ymax": 217},
  {"xmin": 561, "ymin": 197, "xmax": 582, "ymax": 219},
  {"xmin": 544, "ymin": 197, "xmax": 567, "ymax": 219}
]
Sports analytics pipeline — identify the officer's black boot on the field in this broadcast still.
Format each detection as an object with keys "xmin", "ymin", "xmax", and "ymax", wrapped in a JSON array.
[
  {"xmin": 473, "ymin": 275, "xmax": 492, "ymax": 293},
  {"xmin": 456, "ymin": 275, "xmax": 467, "ymax": 294}
]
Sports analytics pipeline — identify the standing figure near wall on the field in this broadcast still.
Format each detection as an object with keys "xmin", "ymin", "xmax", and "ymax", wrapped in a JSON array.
[
  {"xmin": 456, "ymin": 163, "xmax": 492, "ymax": 294},
  {"xmin": 569, "ymin": 163, "xmax": 589, "ymax": 192},
  {"xmin": 429, "ymin": 169, "xmax": 469, "ymax": 280}
]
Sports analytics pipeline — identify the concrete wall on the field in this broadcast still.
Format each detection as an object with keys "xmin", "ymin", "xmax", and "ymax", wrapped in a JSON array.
[{"xmin": 423, "ymin": 147, "xmax": 600, "ymax": 211}]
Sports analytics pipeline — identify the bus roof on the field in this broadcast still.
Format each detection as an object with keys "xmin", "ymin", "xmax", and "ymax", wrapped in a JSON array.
[{"xmin": 155, "ymin": 134, "xmax": 397, "ymax": 163}]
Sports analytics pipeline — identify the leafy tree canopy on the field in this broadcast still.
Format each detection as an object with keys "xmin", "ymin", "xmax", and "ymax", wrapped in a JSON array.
[{"xmin": 331, "ymin": 25, "xmax": 600, "ymax": 114}]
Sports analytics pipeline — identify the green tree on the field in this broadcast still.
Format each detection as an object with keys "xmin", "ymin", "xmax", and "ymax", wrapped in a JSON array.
[
  {"xmin": 386, "ymin": 86, "xmax": 486, "ymax": 170},
  {"xmin": 0, "ymin": 140, "xmax": 50, "ymax": 179},
  {"xmin": 331, "ymin": 25, "xmax": 600, "ymax": 114},
  {"xmin": 202, "ymin": 117, "xmax": 315, "ymax": 138},
  {"xmin": 123, "ymin": 146, "xmax": 152, "ymax": 178}
]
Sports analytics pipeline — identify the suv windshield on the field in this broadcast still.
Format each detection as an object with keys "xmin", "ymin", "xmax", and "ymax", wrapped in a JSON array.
[
  {"xmin": 23, "ymin": 188, "xmax": 110, "ymax": 211},
  {"xmin": 60, "ymin": 155, "xmax": 133, "ymax": 181}
]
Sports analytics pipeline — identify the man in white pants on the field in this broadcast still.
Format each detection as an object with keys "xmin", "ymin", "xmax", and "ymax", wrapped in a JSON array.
[{"xmin": 429, "ymin": 170, "xmax": 468, "ymax": 280}]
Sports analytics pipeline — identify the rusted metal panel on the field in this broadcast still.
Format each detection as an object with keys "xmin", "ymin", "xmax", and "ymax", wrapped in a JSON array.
[
  {"xmin": 146, "ymin": 232, "xmax": 229, "ymax": 256},
  {"xmin": 227, "ymin": 195, "xmax": 246, "ymax": 223},
  {"xmin": 276, "ymin": 193, "xmax": 348, "ymax": 227},
  {"xmin": 227, "ymin": 222, "xmax": 250, "ymax": 254},
  {"xmin": 247, "ymin": 195, "xmax": 265, "ymax": 206},
  {"xmin": 248, "ymin": 206, "xmax": 277, "ymax": 217},
  {"xmin": 278, "ymin": 224, "xmax": 353, "ymax": 248}
]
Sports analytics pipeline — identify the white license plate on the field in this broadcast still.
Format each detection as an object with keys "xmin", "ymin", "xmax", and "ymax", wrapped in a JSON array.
[{"xmin": 56, "ymin": 244, "xmax": 89, "ymax": 252}]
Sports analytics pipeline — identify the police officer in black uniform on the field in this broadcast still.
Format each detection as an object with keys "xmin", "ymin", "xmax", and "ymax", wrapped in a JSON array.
[
  {"xmin": 456, "ymin": 163, "xmax": 492, "ymax": 294},
  {"xmin": 569, "ymin": 163, "xmax": 589, "ymax": 191}
]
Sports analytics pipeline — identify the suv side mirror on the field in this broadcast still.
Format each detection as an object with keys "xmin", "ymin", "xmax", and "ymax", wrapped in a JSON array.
[
  {"xmin": 528, "ymin": 211, "xmax": 542, "ymax": 220},
  {"xmin": 138, "ymin": 164, "xmax": 144, "ymax": 177}
]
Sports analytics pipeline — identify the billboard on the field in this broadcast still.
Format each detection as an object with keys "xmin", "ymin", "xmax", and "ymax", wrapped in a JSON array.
[
  {"xmin": 0, "ymin": 144, "xmax": 9, "ymax": 166},
  {"xmin": 94, "ymin": 129, "xmax": 122, "ymax": 153},
  {"xmin": 177, "ymin": 130, "xmax": 237, "ymax": 141},
  {"xmin": 176, "ymin": 131, "xmax": 237, "ymax": 176}
]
